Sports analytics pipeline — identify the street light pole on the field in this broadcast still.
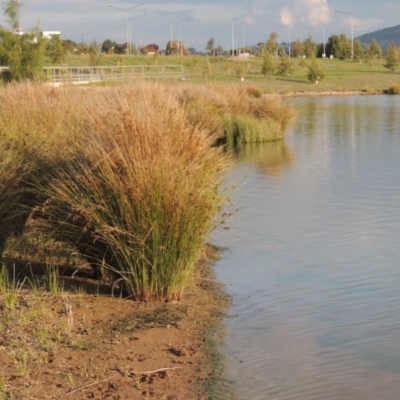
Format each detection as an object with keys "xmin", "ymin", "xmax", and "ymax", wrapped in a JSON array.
[
  {"xmin": 336, "ymin": 10, "xmax": 353, "ymax": 60},
  {"xmin": 129, "ymin": 13, "xmax": 146, "ymax": 56},
  {"xmin": 231, "ymin": 14, "xmax": 247, "ymax": 57},
  {"xmin": 170, "ymin": 18, "xmax": 191, "ymax": 55},
  {"xmin": 109, "ymin": 3, "xmax": 144, "ymax": 55}
]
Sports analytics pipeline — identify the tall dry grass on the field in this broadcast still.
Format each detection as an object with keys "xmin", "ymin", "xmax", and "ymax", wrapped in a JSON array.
[
  {"xmin": 1, "ymin": 81, "xmax": 293, "ymax": 301},
  {"xmin": 30, "ymin": 83, "xmax": 227, "ymax": 301},
  {"xmin": 176, "ymin": 84, "xmax": 296, "ymax": 145},
  {"xmin": 0, "ymin": 83, "xmax": 80, "ymax": 257}
]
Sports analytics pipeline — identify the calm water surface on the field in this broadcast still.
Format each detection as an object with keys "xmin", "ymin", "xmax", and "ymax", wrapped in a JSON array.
[{"xmin": 213, "ymin": 95, "xmax": 400, "ymax": 400}]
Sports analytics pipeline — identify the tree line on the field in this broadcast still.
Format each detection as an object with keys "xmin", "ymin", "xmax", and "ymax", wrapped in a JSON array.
[{"xmin": 2, "ymin": 0, "xmax": 400, "ymax": 82}]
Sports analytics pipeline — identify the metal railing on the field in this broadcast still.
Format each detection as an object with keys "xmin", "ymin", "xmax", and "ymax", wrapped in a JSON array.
[{"xmin": 42, "ymin": 65, "xmax": 185, "ymax": 84}]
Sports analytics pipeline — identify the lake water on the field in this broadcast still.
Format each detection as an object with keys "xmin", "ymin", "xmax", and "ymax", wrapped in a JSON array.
[{"xmin": 213, "ymin": 95, "xmax": 400, "ymax": 400}]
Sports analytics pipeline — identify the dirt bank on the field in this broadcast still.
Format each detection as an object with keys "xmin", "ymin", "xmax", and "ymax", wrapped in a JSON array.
[{"xmin": 0, "ymin": 246, "xmax": 230, "ymax": 399}]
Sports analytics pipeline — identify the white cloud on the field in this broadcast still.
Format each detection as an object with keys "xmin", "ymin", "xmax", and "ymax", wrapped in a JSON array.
[
  {"xmin": 263, "ymin": 0, "xmax": 332, "ymax": 27},
  {"xmin": 279, "ymin": 7, "xmax": 294, "ymax": 27},
  {"xmin": 304, "ymin": 0, "xmax": 331, "ymax": 27}
]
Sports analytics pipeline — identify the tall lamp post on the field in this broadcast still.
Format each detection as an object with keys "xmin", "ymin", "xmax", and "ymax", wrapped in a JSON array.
[
  {"xmin": 170, "ymin": 18, "xmax": 191, "ymax": 55},
  {"xmin": 231, "ymin": 14, "xmax": 247, "ymax": 57},
  {"xmin": 336, "ymin": 10, "xmax": 353, "ymax": 60},
  {"xmin": 129, "ymin": 13, "xmax": 146, "ymax": 55},
  {"xmin": 109, "ymin": 3, "xmax": 144, "ymax": 55}
]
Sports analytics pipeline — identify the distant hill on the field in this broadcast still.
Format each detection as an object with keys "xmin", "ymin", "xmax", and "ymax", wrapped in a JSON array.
[{"xmin": 357, "ymin": 25, "xmax": 400, "ymax": 50}]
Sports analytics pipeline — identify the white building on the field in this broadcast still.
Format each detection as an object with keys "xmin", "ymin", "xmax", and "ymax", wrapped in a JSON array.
[{"xmin": 42, "ymin": 31, "xmax": 62, "ymax": 40}]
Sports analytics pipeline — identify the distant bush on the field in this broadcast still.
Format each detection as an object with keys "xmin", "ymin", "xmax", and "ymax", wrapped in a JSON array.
[
  {"xmin": 387, "ymin": 83, "xmax": 400, "ymax": 94},
  {"xmin": 307, "ymin": 57, "xmax": 325, "ymax": 83}
]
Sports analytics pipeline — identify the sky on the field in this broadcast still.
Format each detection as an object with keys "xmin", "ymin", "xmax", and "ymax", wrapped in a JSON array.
[{"xmin": 0, "ymin": 0, "xmax": 399, "ymax": 51}]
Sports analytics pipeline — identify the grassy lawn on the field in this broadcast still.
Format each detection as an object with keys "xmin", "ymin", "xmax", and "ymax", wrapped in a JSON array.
[{"xmin": 53, "ymin": 54, "xmax": 400, "ymax": 94}]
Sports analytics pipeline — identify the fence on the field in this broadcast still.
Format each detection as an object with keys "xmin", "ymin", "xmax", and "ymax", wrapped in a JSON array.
[
  {"xmin": 0, "ymin": 65, "xmax": 185, "ymax": 84},
  {"xmin": 42, "ymin": 65, "xmax": 185, "ymax": 85}
]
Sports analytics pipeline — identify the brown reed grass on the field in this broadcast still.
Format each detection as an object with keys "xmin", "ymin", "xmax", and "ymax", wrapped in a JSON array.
[
  {"xmin": 175, "ymin": 83, "xmax": 296, "ymax": 144},
  {"xmin": 30, "ymin": 83, "xmax": 228, "ymax": 301},
  {"xmin": 0, "ymin": 81, "xmax": 293, "ymax": 301}
]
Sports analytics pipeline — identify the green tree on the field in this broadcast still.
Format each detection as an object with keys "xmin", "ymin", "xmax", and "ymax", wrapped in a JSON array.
[
  {"xmin": 46, "ymin": 35, "xmax": 67, "ymax": 64},
  {"xmin": 325, "ymin": 34, "xmax": 340, "ymax": 58},
  {"xmin": 0, "ymin": 0, "xmax": 47, "ymax": 81},
  {"xmin": 368, "ymin": 39, "xmax": 382, "ymax": 59},
  {"xmin": 336, "ymin": 33, "xmax": 351, "ymax": 60},
  {"xmin": 325, "ymin": 34, "xmax": 351, "ymax": 59},
  {"xmin": 63, "ymin": 39, "xmax": 77, "ymax": 54},
  {"xmin": 266, "ymin": 32, "xmax": 279, "ymax": 55},
  {"xmin": 292, "ymin": 38, "xmax": 303, "ymax": 58},
  {"xmin": 101, "ymin": 39, "xmax": 115, "ymax": 53},
  {"xmin": 307, "ymin": 56, "xmax": 325, "ymax": 83},
  {"xmin": 261, "ymin": 49, "xmax": 275, "ymax": 77},
  {"xmin": 276, "ymin": 52, "xmax": 293, "ymax": 76},
  {"xmin": 384, "ymin": 44, "xmax": 400, "ymax": 72},
  {"xmin": 88, "ymin": 40, "xmax": 103, "ymax": 66},
  {"xmin": 352, "ymin": 38, "xmax": 364, "ymax": 62},
  {"xmin": 206, "ymin": 37, "xmax": 215, "ymax": 56},
  {"xmin": 303, "ymin": 34, "xmax": 317, "ymax": 58}
]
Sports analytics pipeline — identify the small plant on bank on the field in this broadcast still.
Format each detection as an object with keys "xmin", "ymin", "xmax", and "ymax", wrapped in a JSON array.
[
  {"xmin": 384, "ymin": 44, "xmax": 400, "ymax": 72},
  {"xmin": 44, "ymin": 264, "xmax": 61, "ymax": 294},
  {"xmin": 0, "ymin": 264, "xmax": 25, "ymax": 309},
  {"xmin": 261, "ymin": 50, "xmax": 275, "ymax": 78},
  {"xmin": 235, "ymin": 61, "xmax": 249, "ymax": 81},
  {"xmin": 307, "ymin": 57, "xmax": 325, "ymax": 84},
  {"xmin": 387, "ymin": 83, "xmax": 400, "ymax": 94},
  {"xmin": 276, "ymin": 52, "xmax": 293, "ymax": 76}
]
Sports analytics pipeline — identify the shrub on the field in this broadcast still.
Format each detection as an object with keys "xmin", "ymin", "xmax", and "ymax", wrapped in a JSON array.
[
  {"xmin": 307, "ymin": 57, "xmax": 325, "ymax": 83},
  {"xmin": 384, "ymin": 45, "xmax": 400, "ymax": 72},
  {"xmin": 33, "ymin": 83, "xmax": 228, "ymax": 301},
  {"xmin": 276, "ymin": 52, "xmax": 293, "ymax": 76},
  {"xmin": 261, "ymin": 50, "xmax": 275, "ymax": 78},
  {"xmin": 387, "ymin": 83, "xmax": 400, "ymax": 94}
]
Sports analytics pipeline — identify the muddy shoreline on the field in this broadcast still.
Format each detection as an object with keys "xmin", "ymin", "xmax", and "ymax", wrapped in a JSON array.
[{"xmin": 0, "ymin": 246, "xmax": 230, "ymax": 399}]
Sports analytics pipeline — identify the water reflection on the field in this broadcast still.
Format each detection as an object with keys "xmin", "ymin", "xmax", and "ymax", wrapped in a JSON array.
[
  {"xmin": 215, "ymin": 95, "xmax": 400, "ymax": 400},
  {"xmin": 233, "ymin": 141, "xmax": 296, "ymax": 177}
]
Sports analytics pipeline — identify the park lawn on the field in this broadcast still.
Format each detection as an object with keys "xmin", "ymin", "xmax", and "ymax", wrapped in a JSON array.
[{"xmin": 52, "ymin": 54, "xmax": 400, "ymax": 94}]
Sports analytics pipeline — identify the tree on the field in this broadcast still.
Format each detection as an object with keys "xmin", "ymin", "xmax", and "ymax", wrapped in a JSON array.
[
  {"xmin": 292, "ymin": 38, "xmax": 303, "ymax": 58},
  {"xmin": 206, "ymin": 37, "xmax": 215, "ymax": 56},
  {"xmin": 46, "ymin": 36, "xmax": 67, "ymax": 64},
  {"xmin": 384, "ymin": 44, "xmax": 399, "ymax": 72},
  {"xmin": 266, "ymin": 32, "xmax": 279, "ymax": 55},
  {"xmin": 276, "ymin": 52, "xmax": 293, "ymax": 76},
  {"xmin": 303, "ymin": 34, "xmax": 317, "ymax": 58},
  {"xmin": 368, "ymin": 39, "xmax": 382, "ymax": 59},
  {"xmin": 88, "ymin": 40, "xmax": 103, "ymax": 66},
  {"xmin": 325, "ymin": 33, "xmax": 351, "ymax": 60},
  {"xmin": 337, "ymin": 33, "xmax": 351, "ymax": 60},
  {"xmin": 325, "ymin": 34, "xmax": 340, "ymax": 58},
  {"xmin": 261, "ymin": 49, "xmax": 275, "ymax": 77},
  {"xmin": 101, "ymin": 39, "xmax": 115, "ymax": 54},
  {"xmin": 0, "ymin": 0, "xmax": 47, "ymax": 81},
  {"xmin": 63, "ymin": 39, "xmax": 77, "ymax": 54},
  {"xmin": 307, "ymin": 56, "xmax": 325, "ymax": 83},
  {"xmin": 352, "ymin": 38, "xmax": 364, "ymax": 62}
]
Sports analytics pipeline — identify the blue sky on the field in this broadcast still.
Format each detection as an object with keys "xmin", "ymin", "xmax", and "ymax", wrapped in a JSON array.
[{"xmin": 1, "ymin": 1, "xmax": 399, "ymax": 51}]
